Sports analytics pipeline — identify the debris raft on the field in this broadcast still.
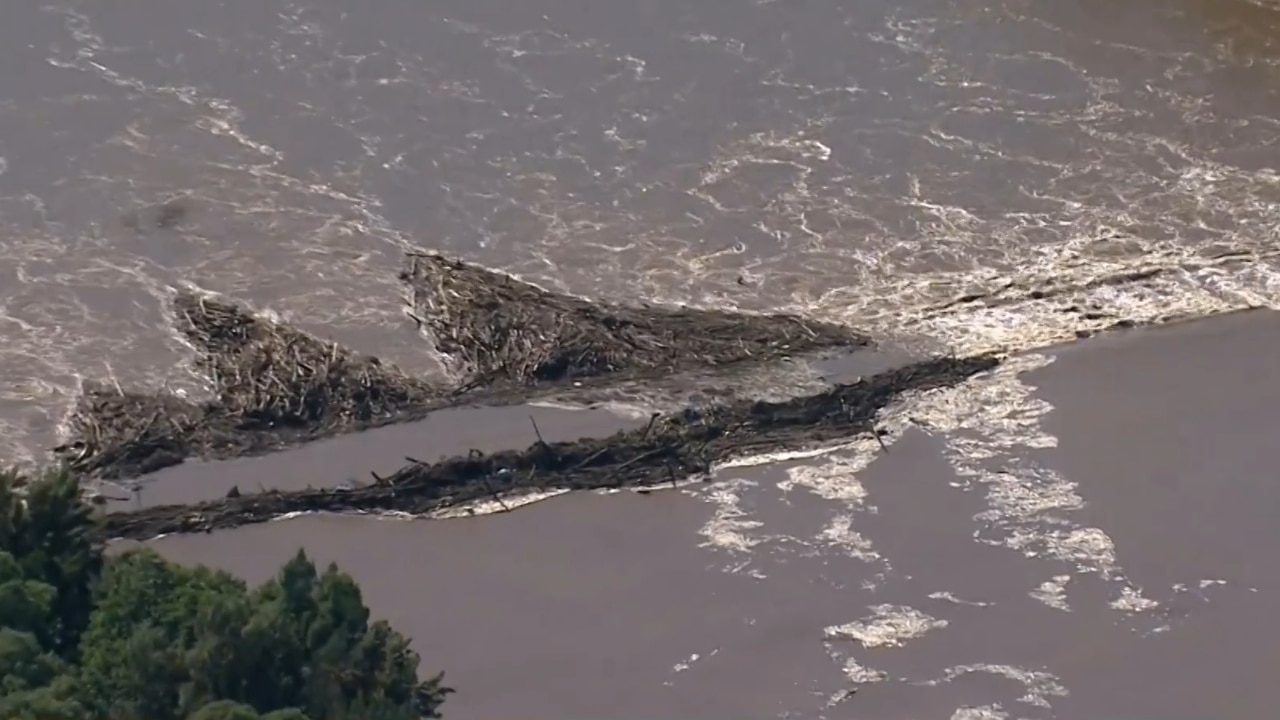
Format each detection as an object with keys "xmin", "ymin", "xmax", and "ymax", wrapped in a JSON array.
[
  {"xmin": 400, "ymin": 253, "xmax": 871, "ymax": 387},
  {"xmin": 101, "ymin": 353, "xmax": 1000, "ymax": 541},
  {"xmin": 171, "ymin": 292, "xmax": 439, "ymax": 430},
  {"xmin": 53, "ymin": 382, "xmax": 200, "ymax": 480},
  {"xmin": 58, "ymin": 258, "xmax": 872, "ymax": 481},
  {"xmin": 55, "ymin": 291, "xmax": 446, "ymax": 480}
]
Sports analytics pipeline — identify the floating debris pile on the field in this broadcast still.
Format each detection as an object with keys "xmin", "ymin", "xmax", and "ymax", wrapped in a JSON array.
[
  {"xmin": 56, "ymin": 291, "xmax": 446, "ymax": 480},
  {"xmin": 56, "ymin": 382, "xmax": 201, "ymax": 479},
  {"xmin": 101, "ymin": 353, "xmax": 1000, "ymax": 541},
  {"xmin": 56, "ymin": 258, "xmax": 872, "ymax": 481},
  {"xmin": 401, "ymin": 253, "xmax": 871, "ymax": 387},
  {"xmin": 172, "ymin": 291, "xmax": 440, "ymax": 431}
]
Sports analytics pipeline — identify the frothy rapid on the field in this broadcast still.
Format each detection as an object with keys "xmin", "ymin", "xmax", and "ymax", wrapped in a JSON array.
[
  {"xmin": 5, "ymin": 3, "xmax": 1280, "ymax": 715},
  {"xmin": 3, "ymin": 0, "xmax": 1280, "ymax": 467}
]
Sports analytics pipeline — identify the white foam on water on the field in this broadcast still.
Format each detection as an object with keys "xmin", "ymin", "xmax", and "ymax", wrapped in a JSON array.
[
  {"xmin": 695, "ymin": 389, "xmax": 940, "ymax": 565},
  {"xmin": 258, "ymin": 489, "xmax": 580, "ymax": 525},
  {"xmin": 598, "ymin": 476, "xmax": 707, "ymax": 495},
  {"xmin": 696, "ymin": 476, "xmax": 768, "ymax": 555},
  {"xmin": 692, "ymin": 395, "xmax": 933, "ymax": 569},
  {"xmin": 1030, "ymin": 575, "xmax": 1072, "ymax": 612},
  {"xmin": 929, "ymin": 591, "xmax": 993, "ymax": 608},
  {"xmin": 942, "ymin": 663, "xmax": 1069, "ymax": 710},
  {"xmin": 1109, "ymin": 585, "xmax": 1160, "ymax": 613},
  {"xmin": 811, "ymin": 237, "xmax": 1280, "ymax": 362},
  {"xmin": 268, "ymin": 508, "xmax": 420, "ymax": 524},
  {"xmin": 777, "ymin": 451, "xmax": 878, "ymax": 503},
  {"xmin": 715, "ymin": 439, "xmax": 865, "ymax": 470},
  {"xmin": 574, "ymin": 400, "xmax": 659, "ymax": 421},
  {"xmin": 3, "ymin": 6, "xmax": 457, "ymax": 470},
  {"xmin": 668, "ymin": 648, "xmax": 717, "ymax": 676},
  {"xmin": 248, "ymin": 494, "xmax": 587, "ymax": 528},
  {"xmin": 819, "ymin": 606, "xmax": 931, "ymax": 708},
  {"xmin": 17, "ymin": 7, "xmax": 1280, "ymax": 717},
  {"xmin": 823, "ymin": 604, "xmax": 948, "ymax": 648},
  {"xmin": 838, "ymin": 656, "xmax": 887, "ymax": 684},
  {"xmin": 690, "ymin": 438, "xmax": 872, "ymax": 566},
  {"xmin": 649, "ymin": 249, "xmax": 1280, "ymax": 708},
  {"xmin": 428, "ymin": 488, "xmax": 572, "ymax": 519},
  {"xmin": 905, "ymin": 355, "xmax": 1157, "ymax": 611},
  {"xmin": 777, "ymin": 447, "xmax": 885, "ymax": 564},
  {"xmin": 950, "ymin": 705, "xmax": 1009, "ymax": 720},
  {"xmin": 821, "ymin": 653, "xmax": 888, "ymax": 708},
  {"xmin": 816, "ymin": 515, "xmax": 880, "ymax": 563}
]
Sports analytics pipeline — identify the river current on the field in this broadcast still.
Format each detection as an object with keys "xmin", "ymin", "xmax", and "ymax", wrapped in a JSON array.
[{"xmin": 2, "ymin": 0, "xmax": 1280, "ymax": 464}]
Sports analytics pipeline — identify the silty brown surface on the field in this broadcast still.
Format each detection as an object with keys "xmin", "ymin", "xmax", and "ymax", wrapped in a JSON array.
[
  {"xmin": 98, "ymin": 338, "xmax": 925, "ymax": 510},
  {"xmin": 59, "ymin": 267, "xmax": 872, "ymax": 483},
  {"xmin": 101, "ymin": 354, "xmax": 999, "ymax": 540},
  {"xmin": 103, "ymin": 403, "xmax": 647, "ymax": 511},
  {"xmin": 1021, "ymin": 308, "xmax": 1280, "ymax": 720},
  {"xmin": 7, "ymin": 0, "xmax": 1280, "ymax": 468},
  {"xmin": 142, "ymin": 311, "xmax": 1280, "ymax": 719},
  {"xmin": 135, "ymin": 471, "xmax": 871, "ymax": 720}
]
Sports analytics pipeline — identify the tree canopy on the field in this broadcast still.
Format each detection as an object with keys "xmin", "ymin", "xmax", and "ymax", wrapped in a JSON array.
[{"xmin": 0, "ymin": 467, "xmax": 452, "ymax": 720}]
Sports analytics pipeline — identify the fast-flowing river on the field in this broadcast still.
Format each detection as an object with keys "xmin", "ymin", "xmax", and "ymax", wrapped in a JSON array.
[
  {"xmin": 3, "ymin": 0, "xmax": 1280, "ymax": 466},
  {"xmin": 8, "ymin": 2, "xmax": 1280, "ymax": 719}
]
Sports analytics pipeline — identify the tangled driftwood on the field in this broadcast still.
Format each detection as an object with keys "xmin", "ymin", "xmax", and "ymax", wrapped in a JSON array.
[
  {"xmin": 172, "ymin": 291, "xmax": 441, "ymax": 429},
  {"xmin": 56, "ymin": 383, "xmax": 201, "ymax": 479},
  {"xmin": 56, "ymin": 256, "xmax": 873, "ymax": 481},
  {"xmin": 55, "ymin": 291, "xmax": 446, "ymax": 480},
  {"xmin": 101, "ymin": 354, "xmax": 999, "ymax": 541},
  {"xmin": 400, "ymin": 252, "xmax": 870, "ymax": 387}
]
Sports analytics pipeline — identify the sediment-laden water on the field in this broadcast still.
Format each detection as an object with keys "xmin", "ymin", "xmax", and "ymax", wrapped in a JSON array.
[
  {"xmin": 4, "ymin": 0, "xmax": 1280, "ymax": 466},
  {"xmin": 7, "ymin": 0, "xmax": 1280, "ymax": 717}
]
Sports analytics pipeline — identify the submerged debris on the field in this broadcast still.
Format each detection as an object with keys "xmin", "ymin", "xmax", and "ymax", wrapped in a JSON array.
[
  {"xmin": 400, "ymin": 252, "xmax": 870, "ymax": 386},
  {"xmin": 101, "ymin": 353, "xmax": 1000, "ymax": 540}
]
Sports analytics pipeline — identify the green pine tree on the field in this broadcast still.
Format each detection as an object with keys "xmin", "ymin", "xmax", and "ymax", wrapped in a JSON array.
[{"xmin": 0, "ymin": 467, "xmax": 452, "ymax": 720}]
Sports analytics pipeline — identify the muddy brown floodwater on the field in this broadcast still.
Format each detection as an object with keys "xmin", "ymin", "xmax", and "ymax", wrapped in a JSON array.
[
  {"xmin": 8, "ymin": 0, "xmax": 1280, "ymax": 470},
  {"xmin": 132, "ymin": 309, "xmax": 1280, "ymax": 720},
  {"xmin": 105, "ymin": 404, "xmax": 645, "ymax": 511},
  {"xmin": 103, "ymin": 341, "xmax": 925, "ymax": 513},
  {"xmin": 6, "ymin": 0, "xmax": 1280, "ymax": 715}
]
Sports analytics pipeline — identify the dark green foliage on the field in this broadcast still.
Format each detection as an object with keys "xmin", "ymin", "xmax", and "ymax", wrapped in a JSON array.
[
  {"xmin": 0, "ymin": 467, "xmax": 452, "ymax": 720},
  {"xmin": 0, "ymin": 467, "xmax": 101, "ymax": 656}
]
